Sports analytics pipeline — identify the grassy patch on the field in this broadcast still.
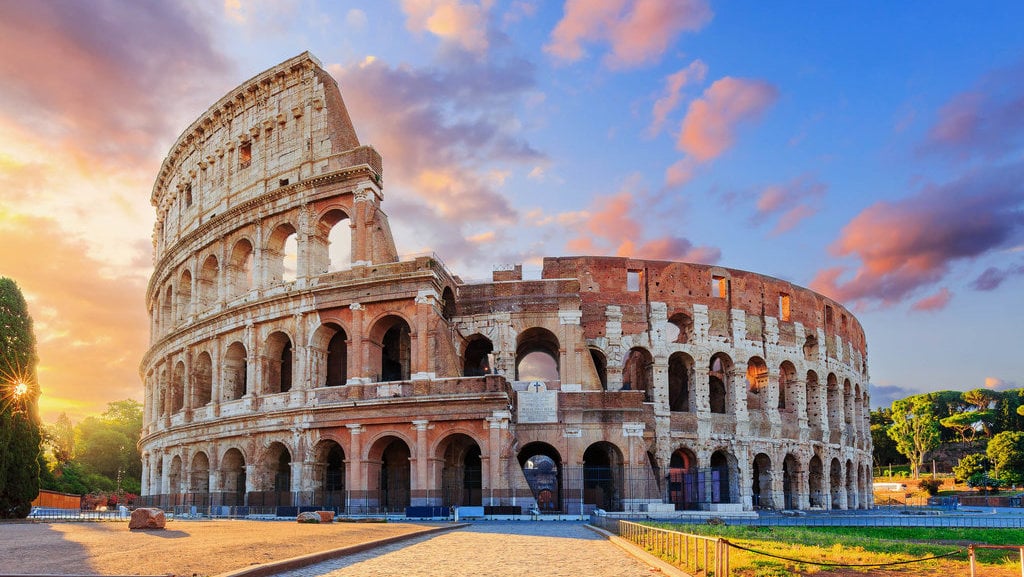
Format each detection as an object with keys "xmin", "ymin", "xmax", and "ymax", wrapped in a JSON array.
[{"xmin": 641, "ymin": 523, "xmax": 1023, "ymax": 576}]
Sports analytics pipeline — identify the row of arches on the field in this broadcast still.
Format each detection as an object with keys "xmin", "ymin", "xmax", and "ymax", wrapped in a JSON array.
[{"xmin": 152, "ymin": 209, "xmax": 352, "ymax": 337}]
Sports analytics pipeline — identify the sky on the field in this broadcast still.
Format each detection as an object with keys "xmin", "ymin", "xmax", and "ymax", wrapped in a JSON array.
[{"xmin": 0, "ymin": 0, "xmax": 1022, "ymax": 423}]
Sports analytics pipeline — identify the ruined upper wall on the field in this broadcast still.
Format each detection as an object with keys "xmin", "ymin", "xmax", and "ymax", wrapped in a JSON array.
[{"xmin": 150, "ymin": 52, "xmax": 381, "ymax": 258}]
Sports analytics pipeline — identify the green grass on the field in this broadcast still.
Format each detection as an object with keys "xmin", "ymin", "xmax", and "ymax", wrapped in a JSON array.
[{"xmin": 641, "ymin": 523, "xmax": 1024, "ymax": 576}]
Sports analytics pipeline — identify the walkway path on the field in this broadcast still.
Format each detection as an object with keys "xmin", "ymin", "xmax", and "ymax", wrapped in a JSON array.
[{"xmin": 274, "ymin": 521, "xmax": 662, "ymax": 577}]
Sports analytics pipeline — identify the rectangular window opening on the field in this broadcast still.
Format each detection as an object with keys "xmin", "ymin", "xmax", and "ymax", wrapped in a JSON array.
[
  {"xmin": 712, "ymin": 275, "xmax": 728, "ymax": 298},
  {"xmin": 779, "ymin": 293, "xmax": 791, "ymax": 322},
  {"xmin": 627, "ymin": 270, "xmax": 642, "ymax": 292},
  {"xmin": 184, "ymin": 183, "xmax": 192, "ymax": 208},
  {"xmin": 279, "ymin": 178, "xmax": 289, "ymax": 187},
  {"xmin": 239, "ymin": 142, "xmax": 252, "ymax": 169}
]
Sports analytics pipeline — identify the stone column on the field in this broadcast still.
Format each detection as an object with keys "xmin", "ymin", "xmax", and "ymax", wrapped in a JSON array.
[
  {"xmin": 485, "ymin": 411, "xmax": 510, "ymax": 505},
  {"xmin": 412, "ymin": 420, "xmax": 430, "ymax": 506},
  {"xmin": 346, "ymin": 424, "xmax": 364, "ymax": 511},
  {"xmin": 347, "ymin": 303, "xmax": 366, "ymax": 384},
  {"xmin": 413, "ymin": 291, "xmax": 436, "ymax": 379}
]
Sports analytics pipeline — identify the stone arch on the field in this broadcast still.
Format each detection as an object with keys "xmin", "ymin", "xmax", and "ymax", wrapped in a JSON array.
[
  {"xmin": 516, "ymin": 327, "xmax": 560, "ymax": 382},
  {"xmin": 311, "ymin": 323, "xmax": 348, "ymax": 387},
  {"xmin": 843, "ymin": 378, "xmax": 854, "ymax": 428},
  {"xmin": 751, "ymin": 452, "xmax": 773, "ymax": 509},
  {"xmin": 782, "ymin": 453, "xmax": 801, "ymax": 510},
  {"xmin": 667, "ymin": 311, "xmax": 692, "ymax": 343},
  {"xmin": 177, "ymin": 269, "xmax": 192, "ymax": 322},
  {"xmin": 623, "ymin": 347, "xmax": 653, "ymax": 402},
  {"xmin": 314, "ymin": 439, "xmax": 346, "ymax": 509},
  {"xmin": 266, "ymin": 222, "xmax": 298, "ymax": 284},
  {"xmin": 779, "ymin": 361, "xmax": 797, "ymax": 412},
  {"xmin": 367, "ymin": 436, "xmax": 411, "ymax": 512},
  {"xmin": 830, "ymin": 457, "xmax": 844, "ymax": 509},
  {"xmin": 589, "ymin": 347, "xmax": 608, "ymax": 390},
  {"xmin": 162, "ymin": 285, "xmax": 173, "ymax": 330},
  {"xmin": 827, "ymin": 373, "xmax": 842, "ymax": 432},
  {"xmin": 311, "ymin": 208, "xmax": 351, "ymax": 273},
  {"xmin": 708, "ymin": 353, "xmax": 732, "ymax": 414},
  {"xmin": 463, "ymin": 334, "xmax": 493, "ymax": 377},
  {"xmin": 437, "ymin": 433, "xmax": 482, "ymax": 507},
  {"xmin": 440, "ymin": 286, "xmax": 456, "ymax": 321},
  {"xmin": 806, "ymin": 370, "xmax": 823, "ymax": 427},
  {"xmin": 803, "ymin": 334, "xmax": 818, "ymax": 362},
  {"xmin": 220, "ymin": 447, "xmax": 246, "ymax": 506},
  {"xmin": 668, "ymin": 447, "xmax": 699, "ymax": 510},
  {"xmin": 808, "ymin": 454, "xmax": 825, "ymax": 508},
  {"xmin": 223, "ymin": 341, "xmax": 248, "ymax": 400},
  {"xmin": 227, "ymin": 238, "xmax": 254, "ymax": 297},
  {"xmin": 192, "ymin": 351, "xmax": 213, "ymax": 407},
  {"xmin": 171, "ymin": 361, "xmax": 185, "ymax": 413},
  {"xmin": 845, "ymin": 459, "xmax": 857, "ymax": 509},
  {"xmin": 198, "ymin": 254, "xmax": 218, "ymax": 309},
  {"xmin": 265, "ymin": 331, "xmax": 294, "ymax": 394},
  {"xmin": 745, "ymin": 356, "xmax": 768, "ymax": 411},
  {"xmin": 709, "ymin": 449, "xmax": 739, "ymax": 504},
  {"xmin": 668, "ymin": 351, "xmax": 693, "ymax": 412},
  {"xmin": 583, "ymin": 441, "xmax": 625, "ymax": 512},
  {"xmin": 518, "ymin": 442, "xmax": 562, "ymax": 513},
  {"xmin": 189, "ymin": 451, "xmax": 210, "ymax": 493},
  {"xmin": 370, "ymin": 315, "xmax": 411, "ymax": 382},
  {"xmin": 168, "ymin": 455, "xmax": 183, "ymax": 495}
]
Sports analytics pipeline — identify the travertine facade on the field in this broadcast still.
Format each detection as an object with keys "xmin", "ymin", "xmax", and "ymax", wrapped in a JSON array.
[{"xmin": 140, "ymin": 52, "xmax": 872, "ymax": 514}]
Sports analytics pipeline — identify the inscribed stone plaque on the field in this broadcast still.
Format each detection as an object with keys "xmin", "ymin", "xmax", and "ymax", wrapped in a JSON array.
[{"xmin": 517, "ymin": 387, "xmax": 558, "ymax": 423}]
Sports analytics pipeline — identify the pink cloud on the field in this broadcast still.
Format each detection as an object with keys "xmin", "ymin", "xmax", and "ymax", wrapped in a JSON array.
[
  {"xmin": 754, "ymin": 176, "xmax": 826, "ymax": 235},
  {"xmin": 648, "ymin": 60, "xmax": 708, "ymax": 137},
  {"xmin": 921, "ymin": 62, "xmax": 1024, "ymax": 160},
  {"xmin": 401, "ymin": 0, "xmax": 491, "ymax": 54},
  {"xmin": 546, "ymin": 0, "xmax": 712, "ymax": 69},
  {"xmin": 811, "ymin": 161, "xmax": 1024, "ymax": 307},
  {"xmin": 910, "ymin": 287, "xmax": 952, "ymax": 312},
  {"xmin": 971, "ymin": 264, "xmax": 1024, "ymax": 291},
  {"xmin": 678, "ymin": 77, "xmax": 778, "ymax": 161},
  {"xmin": 0, "ymin": 2, "xmax": 231, "ymax": 166}
]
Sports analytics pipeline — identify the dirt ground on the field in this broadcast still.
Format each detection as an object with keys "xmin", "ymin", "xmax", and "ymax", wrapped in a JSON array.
[{"xmin": 0, "ymin": 519, "xmax": 436, "ymax": 576}]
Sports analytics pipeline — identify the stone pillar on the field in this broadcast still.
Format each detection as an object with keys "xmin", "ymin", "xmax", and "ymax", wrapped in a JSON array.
[
  {"xmin": 605, "ymin": 306, "xmax": 624, "ymax": 391},
  {"xmin": 412, "ymin": 291, "xmax": 436, "ymax": 379},
  {"xmin": 485, "ymin": 411, "xmax": 510, "ymax": 505},
  {"xmin": 346, "ymin": 424, "xmax": 364, "ymax": 510},
  {"xmin": 412, "ymin": 420, "xmax": 430, "ymax": 506},
  {"xmin": 347, "ymin": 303, "xmax": 366, "ymax": 384}
]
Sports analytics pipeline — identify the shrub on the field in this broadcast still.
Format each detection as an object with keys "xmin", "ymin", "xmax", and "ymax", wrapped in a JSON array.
[{"xmin": 917, "ymin": 478, "xmax": 941, "ymax": 496}]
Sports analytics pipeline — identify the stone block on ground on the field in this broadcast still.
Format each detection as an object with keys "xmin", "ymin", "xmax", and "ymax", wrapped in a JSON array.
[
  {"xmin": 316, "ymin": 511, "xmax": 335, "ymax": 522},
  {"xmin": 128, "ymin": 508, "xmax": 166, "ymax": 530},
  {"xmin": 297, "ymin": 511, "xmax": 321, "ymax": 523}
]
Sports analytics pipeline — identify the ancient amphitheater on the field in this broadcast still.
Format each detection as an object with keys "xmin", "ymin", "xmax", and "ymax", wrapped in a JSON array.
[{"xmin": 139, "ymin": 52, "xmax": 872, "ymax": 516}]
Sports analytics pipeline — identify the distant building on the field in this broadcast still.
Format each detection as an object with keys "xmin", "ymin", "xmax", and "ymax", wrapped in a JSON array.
[{"xmin": 140, "ymin": 52, "xmax": 872, "ymax": 514}]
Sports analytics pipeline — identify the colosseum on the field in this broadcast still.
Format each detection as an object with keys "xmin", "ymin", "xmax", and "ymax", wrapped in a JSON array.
[{"xmin": 139, "ymin": 52, "xmax": 872, "ymax": 517}]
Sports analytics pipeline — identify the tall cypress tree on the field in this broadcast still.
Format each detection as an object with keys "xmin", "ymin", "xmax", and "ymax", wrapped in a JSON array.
[{"xmin": 0, "ymin": 277, "xmax": 41, "ymax": 518}]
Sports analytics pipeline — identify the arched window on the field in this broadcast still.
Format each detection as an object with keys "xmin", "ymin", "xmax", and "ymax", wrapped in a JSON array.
[
  {"xmin": 372, "ymin": 317, "xmax": 411, "ymax": 382},
  {"xmin": 265, "ymin": 332, "xmax": 293, "ymax": 393},
  {"xmin": 779, "ymin": 361, "xmax": 797, "ymax": 411},
  {"xmin": 228, "ymin": 239, "xmax": 254, "ymax": 296},
  {"xmin": 745, "ymin": 357, "xmax": 768, "ymax": 411},
  {"xmin": 708, "ymin": 354, "xmax": 731, "ymax": 414},
  {"xmin": 311, "ymin": 209, "xmax": 351, "ymax": 273},
  {"xmin": 463, "ymin": 335, "xmax": 493, "ymax": 377},
  {"xmin": 193, "ymin": 351, "xmax": 212, "ymax": 407},
  {"xmin": 220, "ymin": 448, "xmax": 246, "ymax": 506},
  {"xmin": 589, "ymin": 348, "xmax": 608, "ymax": 390},
  {"xmin": 515, "ymin": 327, "xmax": 560, "ymax": 382},
  {"xmin": 224, "ymin": 342, "xmax": 247, "ymax": 400},
  {"xmin": 198, "ymin": 255, "xmax": 218, "ymax": 309},
  {"xmin": 177, "ymin": 270, "xmax": 192, "ymax": 322},
  {"xmin": 171, "ymin": 361, "xmax": 185, "ymax": 413},
  {"xmin": 668, "ymin": 352, "xmax": 692, "ymax": 412},
  {"xmin": 667, "ymin": 312, "xmax": 692, "ymax": 343},
  {"xmin": 623, "ymin": 347, "xmax": 653, "ymax": 402},
  {"xmin": 189, "ymin": 452, "xmax": 210, "ymax": 493},
  {"xmin": 267, "ymin": 223, "xmax": 298, "ymax": 283}
]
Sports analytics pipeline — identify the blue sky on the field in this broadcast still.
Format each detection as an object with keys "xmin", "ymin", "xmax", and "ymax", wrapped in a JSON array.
[{"xmin": 0, "ymin": 0, "xmax": 1021, "ymax": 420}]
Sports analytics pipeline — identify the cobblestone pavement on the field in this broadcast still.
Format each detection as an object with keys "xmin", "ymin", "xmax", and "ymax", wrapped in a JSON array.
[{"xmin": 274, "ymin": 521, "xmax": 663, "ymax": 577}]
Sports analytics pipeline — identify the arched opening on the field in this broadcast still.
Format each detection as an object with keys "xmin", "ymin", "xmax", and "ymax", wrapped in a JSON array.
[
  {"xmin": 668, "ymin": 352, "xmax": 692, "ymax": 412},
  {"xmin": 198, "ymin": 255, "xmax": 218, "ymax": 309},
  {"xmin": 326, "ymin": 329, "xmax": 348, "ymax": 387},
  {"xmin": 368, "ymin": 437, "xmax": 411, "ymax": 513},
  {"xmin": 193, "ymin": 351, "xmax": 213, "ymax": 407},
  {"xmin": 265, "ymin": 332, "xmax": 293, "ymax": 394},
  {"xmin": 162, "ymin": 286, "xmax": 173, "ymax": 330},
  {"xmin": 808, "ymin": 455, "xmax": 825, "ymax": 508},
  {"xmin": 171, "ymin": 361, "xmax": 185, "ymax": 413},
  {"xmin": 746, "ymin": 357, "xmax": 768, "ymax": 411},
  {"xmin": 518, "ymin": 442, "xmax": 562, "ymax": 513},
  {"xmin": 220, "ymin": 448, "xmax": 246, "ymax": 506},
  {"xmin": 589, "ymin": 348, "xmax": 608, "ymax": 390},
  {"xmin": 843, "ymin": 379, "xmax": 854, "ymax": 427},
  {"xmin": 667, "ymin": 312, "xmax": 692, "ymax": 343},
  {"xmin": 177, "ymin": 270, "xmax": 192, "ymax": 322},
  {"xmin": 372, "ymin": 316, "xmax": 411, "ymax": 382},
  {"xmin": 168, "ymin": 456, "xmax": 182, "ymax": 498},
  {"xmin": 224, "ymin": 342, "xmax": 247, "ymax": 400},
  {"xmin": 267, "ymin": 223, "xmax": 298, "ymax": 283},
  {"xmin": 782, "ymin": 454, "xmax": 800, "ymax": 510},
  {"xmin": 668, "ymin": 448, "xmax": 699, "ymax": 510},
  {"xmin": 441, "ymin": 286, "xmax": 456, "ymax": 321},
  {"xmin": 463, "ymin": 335, "xmax": 493, "ymax": 377},
  {"xmin": 708, "ymin": 353, "xmax": 731, "ymax": 414},
  {"xmin": 312, "ymin": 209, "xmax": 351, "ymax": 273},
  {"xmin": 710, "ymin": 450, "xmax": 738, "ymax": 504},
  {"xmin": 806, "ymin": 371, "xmax": 822, "ymax": 427},
  {"xmin": 779, "ymin": 361, "xmax": 797, "ymax": 412},
  {"xmin": 583, "ymin": 442, "xmax": 624, "ymax": 512},
  {"xmin": 827, "ymin": 373, "xmax": 842, "ymax": 431},
  {"xmin": 751, "ymin": 453, "xmax": 772, "ymax": 509},
  {"xmin": 189, "ymin": 452, "xmax": 210, "ymax": 498},
  {"xmin": 830, "ymin": 457, "xmax": 843, "ymax": 509},
  {"xmin": 803, "ymin": 334, "xmax": 818, "ymax": 362},
  {"xmin": 438, "ymin": 434, "xmax": 482, "ymax": 507},
  {"xmin": 623, "ymin": 347, "xmax": 653, "ymax": 402},
  {"xmin": 516, "ymin": 327, "xmax": 560, "ymax": 382},
  {"xmin": 310, "ymin": 323, "xmax": 348, "ymax": 387},
  {"xmin": 316, "ymin": 441, "xmax": 345, "ymax": 510},
  {"xmin": 157, "ymin": 368, "xmax": 167, "ymax": 417},
  {"xmin": 228, "ymin": 239, "xmax": 254, "ymax": 297}
]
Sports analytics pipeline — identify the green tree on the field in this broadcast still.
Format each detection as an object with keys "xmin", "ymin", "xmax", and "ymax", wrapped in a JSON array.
[
  {"xmin": 887, "ymin": 394, "xmax": 941, "ymax": 479},
  {"xmin": 986, "ymin": 431, "xmax": 1024, "ymax": 486},
  {"xmin": 74, "ymin": 400, "xmax": 143, "ymax": 492},
  {"xmin": 952, "ymin": 453, "xmax": 989, "ymax": 483},
  {"xmin": 940, "ymin": 410, "xmax": 993, "ymax": 443},
  {"xmin": 46, "ymin": 412, "xmax": 75, "ymax": 466},
  {"xmin": 0, "ymin": 277, "xmax": 42, "ymax": 518},
  {"xmin": 870, "ymin": 408, "xmax": 902, "ymax": 467}
]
